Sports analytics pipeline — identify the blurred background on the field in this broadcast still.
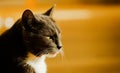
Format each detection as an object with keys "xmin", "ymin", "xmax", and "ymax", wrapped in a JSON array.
[{"xmin": 0, "ymin": 0, "xmax": 120, "ymax": 73}]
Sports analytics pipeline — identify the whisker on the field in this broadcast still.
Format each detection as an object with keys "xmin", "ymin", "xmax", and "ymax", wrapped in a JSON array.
[{"xmin": 59, "ymin": 48, "xmax": 64, "ymax": 62}]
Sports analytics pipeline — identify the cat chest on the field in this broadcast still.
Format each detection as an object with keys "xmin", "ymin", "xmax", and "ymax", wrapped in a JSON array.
[{"xmin": 26, "ymin": 54, "xmax": 47, "ymax": 73}]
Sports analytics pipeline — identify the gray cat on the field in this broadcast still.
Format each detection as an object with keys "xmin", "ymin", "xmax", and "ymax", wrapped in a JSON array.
[{"xmin": 0, "ymin": 5, "xmax": 62, "ymax": 73}]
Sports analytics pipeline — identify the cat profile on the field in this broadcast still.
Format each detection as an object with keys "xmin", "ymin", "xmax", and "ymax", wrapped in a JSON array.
[{"xmin": 0, "ymin": 5, "xmax": 62, "ymax": 73}]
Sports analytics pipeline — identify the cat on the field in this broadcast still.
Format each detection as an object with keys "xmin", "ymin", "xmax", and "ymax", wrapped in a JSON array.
[{"xmin": 0, "ymin": 5, "xmax": 62, "ymax": 73}]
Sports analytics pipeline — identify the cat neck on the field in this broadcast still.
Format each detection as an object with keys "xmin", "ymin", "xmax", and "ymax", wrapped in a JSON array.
[{"xmin": 25, "ymin": 52, "xmax": 47, "ymax": 73}]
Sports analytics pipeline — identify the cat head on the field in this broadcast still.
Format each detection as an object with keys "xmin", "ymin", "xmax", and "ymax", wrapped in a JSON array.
[{"xmin": 21, "ymin": 6, "xmax": 62, "ymax": 57}]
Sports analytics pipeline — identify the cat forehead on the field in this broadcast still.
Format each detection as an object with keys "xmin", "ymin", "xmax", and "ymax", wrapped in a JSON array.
[
  {"xmin": 34, "ymin": 14, "xmax": 60, "ymax": 33},
  {"xmin": 34, "ymin": 14, "xmax": 50, "ymax": 21}
]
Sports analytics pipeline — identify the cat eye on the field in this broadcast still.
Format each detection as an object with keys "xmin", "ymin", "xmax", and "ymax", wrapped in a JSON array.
[
  {"xmin": 50, "ymin": 34, "xmax": 57, "ymax": 42},
  {"xmin": 46, "ymin": 37, "xmax": 50, "ymax": 39},
  {"xmin": 46, "ymin": 36, "xmax": 53, "ymax": 40},
  {"xmin": 50, "ymin": 36, "xmax": 54, "ymax": 40}
]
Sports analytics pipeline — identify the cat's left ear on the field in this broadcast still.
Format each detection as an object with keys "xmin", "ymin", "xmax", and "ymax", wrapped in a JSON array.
[
  {"xmin": 22, "ymin": 9, "xmax": 35, "ymax": 24},
  {"xmin": 44, "ymin": 4, "xmax": 56, "ymax": 17}
]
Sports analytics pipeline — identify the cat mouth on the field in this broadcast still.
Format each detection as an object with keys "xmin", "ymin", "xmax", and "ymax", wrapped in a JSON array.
[
  {"xmin": 46, "ymin": 49, "xmax": 63, "ymax": 58},
  {"xmin": 34, "ymin": 46, "xmax": 63, "ymax": 57}
]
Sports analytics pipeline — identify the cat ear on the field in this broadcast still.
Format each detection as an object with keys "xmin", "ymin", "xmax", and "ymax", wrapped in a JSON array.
[
  {"xmin": 22, "ymin": 9, "xmax": 35, "ymax": 23},
  {"xmin": 44, "ymin": 4, "xmax": 56, "ymax": 17}
]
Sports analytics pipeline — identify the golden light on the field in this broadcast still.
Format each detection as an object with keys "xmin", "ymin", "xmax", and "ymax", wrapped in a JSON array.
[{"xmin": 24, "ymin": 0, "xmax": 38, "ymax": 9}]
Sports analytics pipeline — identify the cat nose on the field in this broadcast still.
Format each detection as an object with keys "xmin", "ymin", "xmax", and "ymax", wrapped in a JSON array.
[{"xmin": 57, "ymin": 46, "xmax": 62, "ymax": 49}]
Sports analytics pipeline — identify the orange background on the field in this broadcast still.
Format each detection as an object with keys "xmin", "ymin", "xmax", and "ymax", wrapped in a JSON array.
[{"xmin": 0, "ymin": 0, "xmax": 120, "ymax": 73}]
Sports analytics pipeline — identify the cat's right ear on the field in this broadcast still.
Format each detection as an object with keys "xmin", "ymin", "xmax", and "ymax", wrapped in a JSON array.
[
  {"xmin": 22, "ymin": 9, "xmax": 35, "ymax": 24},
  {"xmin": 44, "ymin": 4, "xmax": 56, "ymax": 17}
]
